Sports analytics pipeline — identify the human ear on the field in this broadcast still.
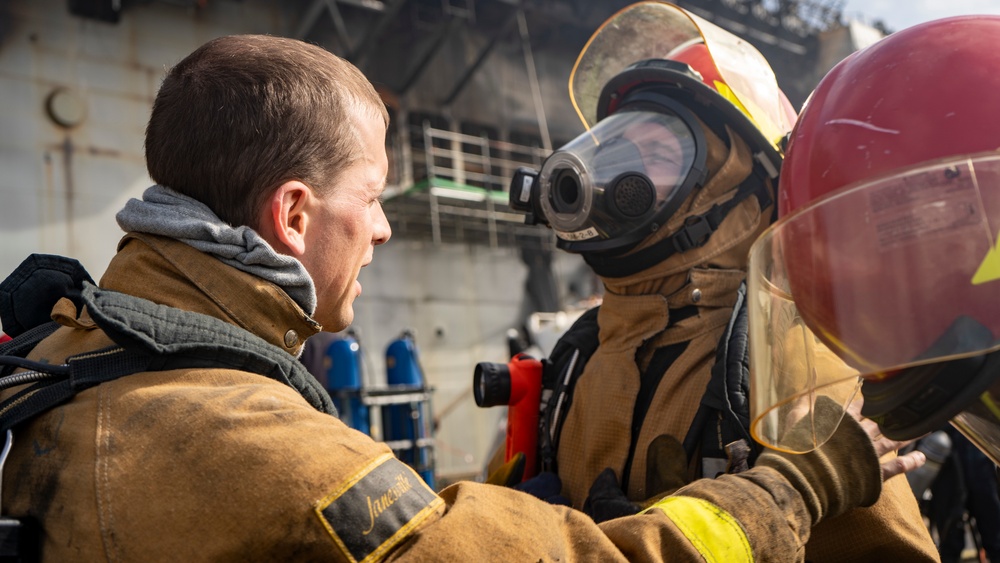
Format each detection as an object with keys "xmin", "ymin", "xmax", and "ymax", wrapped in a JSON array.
[{"xmin": 265, "ymin": 180, "xmax": 311, "ymax": 256}]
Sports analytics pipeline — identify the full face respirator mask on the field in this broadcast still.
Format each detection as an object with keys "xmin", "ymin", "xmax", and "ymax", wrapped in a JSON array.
[
  {"xmin": 510, "ymin": 88, "xmax": 708, "ymax": 255},
  {"xmin": 509, "ymin": 2, "xmax": 791, "ymax": 267}
]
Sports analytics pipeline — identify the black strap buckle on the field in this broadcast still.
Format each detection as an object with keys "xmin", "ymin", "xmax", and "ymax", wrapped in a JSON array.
[{"xmin": 672, "ymin": 213, "xmax": 716, "ymax": 253}]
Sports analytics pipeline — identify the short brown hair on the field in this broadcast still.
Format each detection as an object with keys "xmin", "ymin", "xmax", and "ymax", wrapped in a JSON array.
[{"xmin": 145, "ymin": 35, "xmax": 389, "ymax": 228}]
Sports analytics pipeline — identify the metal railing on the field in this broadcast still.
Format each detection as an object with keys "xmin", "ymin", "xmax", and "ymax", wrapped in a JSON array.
[{"xmin": 384, "ymin": 121, "xmax": 553, "ymax": 249}]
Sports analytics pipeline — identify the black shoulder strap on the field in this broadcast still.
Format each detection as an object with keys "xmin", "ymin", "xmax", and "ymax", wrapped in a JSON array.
[
  {"xmin": 0, "ymin": 343, "xmax": 153, "ymax": 431},
  {"xmin": 0, "ymin": 322, "xmax": 61, "ymax": 376},
  {"xmin": 683, "ymin": 282, "xmax": 760, "ymax": 475},
  {"xmin": 537, "ymin": 284, "xmax": 759, "ymax": 478},
  {"xmin": 0, "ymin": 257, "xmax": 337, "ymax": 433},
  {"xmin": 538, "ymin": 306, "xmax": 600, "ymax": 472}
]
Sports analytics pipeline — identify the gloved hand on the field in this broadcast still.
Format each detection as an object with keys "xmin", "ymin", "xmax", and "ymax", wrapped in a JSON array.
[
  {"xmin": 583, "ymin": 468, "xmax": 641, "ymax": 523},
  {"xmin": 754, "ymin": 396, "xmax": 883, "ymax": 524},
  {"xmin": 485, "ymin": 452, "xmax": 571, "ymax": 505},
  {"xmin": 583, "ymin": 435, "xmax": 693, "ymax": 523},
  {"xmin": 645, "ymin": 434, "xmax": 690, "ymax": 502},
  {"xmin": 514, "ymin": 471, "xmax": 571, "ymax": 506},
  {"xmin": 485, "ymin": 451, "xmax": 526, "ymax": 488}
]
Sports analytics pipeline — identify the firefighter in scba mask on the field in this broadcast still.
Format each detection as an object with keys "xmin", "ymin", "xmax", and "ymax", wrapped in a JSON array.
[
  {"xmin": 747, "ymin": 9, "xmax": 1000, "ymax": 532},
  {"xmin": 504, "ymin": 2, "xmax": 938, "ymax": 560}
]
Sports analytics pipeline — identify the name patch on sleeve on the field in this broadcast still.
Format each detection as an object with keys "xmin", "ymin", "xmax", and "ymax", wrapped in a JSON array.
[{"xmin": 315, "ymin": 454, "xmax": 442, "ymax": 562}]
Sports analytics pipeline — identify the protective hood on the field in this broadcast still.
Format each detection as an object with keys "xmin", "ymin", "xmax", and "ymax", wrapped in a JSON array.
[{"xmin": 601, "ymin": 119, "xmax": 773, "ymax": 293}]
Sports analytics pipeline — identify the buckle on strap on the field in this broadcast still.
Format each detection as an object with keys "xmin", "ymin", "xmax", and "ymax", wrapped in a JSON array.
[{"xmin": 672, "ymin": 213, "xmax": 716, "ymax": 253}]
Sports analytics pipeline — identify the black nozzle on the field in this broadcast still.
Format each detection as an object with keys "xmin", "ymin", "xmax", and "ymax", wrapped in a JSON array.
[
  {"xmin": 509, "ymin": 167, "xmax": 538, "ymax": 212},
  {"xmin": 473, "ymin": 362, "xmax": 511, "ymax": 407},
  {"xmin": 509, "ymin": 167, "xmax": 547, "ymax": 226}
]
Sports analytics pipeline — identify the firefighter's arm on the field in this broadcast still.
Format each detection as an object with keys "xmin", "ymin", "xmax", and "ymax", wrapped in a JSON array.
[
  {"xmin": 803, "ymin": 416, "xmax": 940, "ymax": 561},
  {"xmin": 623, "ymin": 400, "xmax": 924, "ymax": 562},
  {"xmin": 383, "ymin": 404, "xmax": 903, "ymax": 562},
  {"xmin": 302, "ymin": 391, "xmax": 909, "ymax": 562}
]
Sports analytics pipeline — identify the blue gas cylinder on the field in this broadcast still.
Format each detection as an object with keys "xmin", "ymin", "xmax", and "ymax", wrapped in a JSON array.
[
  {"xmin": 383, "ymin": 330, "xmax": 434, "ymax": 488},
  {"xmin": 386, "ymin": 331, "xmax": 424, "ymax": 387},
  {"xmin": 325, "ymin": 336, "xmax": 370, "ymax": 435}
]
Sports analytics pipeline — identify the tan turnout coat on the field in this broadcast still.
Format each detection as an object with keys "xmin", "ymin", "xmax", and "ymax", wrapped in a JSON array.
[
  {"xmin": 555, "ymin": 122, "xmax": 939, "ymax": 562},
  {"xmin": 3, "ymin": 233, "xmax": 891, "ymax": 561}
]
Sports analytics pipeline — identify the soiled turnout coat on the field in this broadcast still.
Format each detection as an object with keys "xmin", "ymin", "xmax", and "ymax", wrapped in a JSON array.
[
  {"xmin": 4, "ymin": 232, "xmax": 886, "ymax": 561},
  {"xmin": 554, "ymin": 122, "xmax": 940, "ymax": 562}
]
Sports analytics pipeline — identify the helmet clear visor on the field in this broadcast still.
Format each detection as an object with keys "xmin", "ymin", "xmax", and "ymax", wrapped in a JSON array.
[
  {"xmin": 749, "ymin": 153, "xmax": 1000, "ymax": 453},
  {"xmin": 952, "ymin": 383, "xmax": 1000, "ymax": 466},
  {"xmin": 538, "ymin": 109, "xmax": 699, "ymax": 246},
  {"xmin": 569, "ymin": 1, "xmax": 793, "ymax": 149}
]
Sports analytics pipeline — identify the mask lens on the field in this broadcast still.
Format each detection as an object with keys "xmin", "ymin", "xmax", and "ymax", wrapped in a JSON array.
[{"xmin": 552, "ymin": 168, "xmax": 583, "ymax": 214}]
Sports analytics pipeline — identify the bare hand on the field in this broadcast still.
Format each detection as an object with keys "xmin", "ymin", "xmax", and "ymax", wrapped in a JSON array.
[{"xmin": 848, "ymin": 397, "xmax": 926, "ymax": 480}]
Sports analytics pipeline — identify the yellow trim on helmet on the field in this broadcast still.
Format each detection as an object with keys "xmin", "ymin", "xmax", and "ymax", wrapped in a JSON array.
[
  {"xmin": 980, "ymin": 390, "xmax": 1000, "ymax": 422},
  {"xmin": 568, "ymin": 2, "xmax": 793, "ymax": 154}
]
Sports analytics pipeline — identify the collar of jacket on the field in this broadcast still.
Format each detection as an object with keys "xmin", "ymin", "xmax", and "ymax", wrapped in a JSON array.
[
  {"xmin": 100, "ymin": 232, "xmax": 321, "ymax": 356},
  {"xmin": 596, "ymin": 268, "xmax": 745, "ymax": 350}
]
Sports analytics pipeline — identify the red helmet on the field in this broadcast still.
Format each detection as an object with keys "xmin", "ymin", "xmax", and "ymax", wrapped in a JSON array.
[
  {"xmin": 669, "ymin": 41, "xmax": 726, "ymax": 92},
  {"xmin": 748, "ymin": 16, "xmax": 1000, "ymax": 458},
  {"xmin": 780, "ymin": 15, "xmax": 1000, "ymax": 214},
  {"xmin": 666, "ymin": 41, "xmax": 797, "ymax": 131}
]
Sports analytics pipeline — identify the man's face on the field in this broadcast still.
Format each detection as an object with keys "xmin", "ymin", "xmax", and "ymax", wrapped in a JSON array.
[
  {"xmin": 620, "ymin": 119, "xmax": 686, "ymax": 190},
  {"xmin": 303, "ymin": 112, "xmax": 391, "ymax": 331}
]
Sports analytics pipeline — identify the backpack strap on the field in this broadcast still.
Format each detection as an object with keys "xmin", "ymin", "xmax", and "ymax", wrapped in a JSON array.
[
  {"xmin": 541, "ymin": 283, "xmax": 759, "ymax": 481},
  {"xmin": 538, "ymin": 306, "xmax": 600, "ymax": 473},
  {"xmin": 683, "ymin": 282, "xmax": 760, "ymax": 476},
  {"xmin": 0, "ymin": 344, "xmax": 150, "ymax": 431},
  {"xmin": 0, "ymin": 322, "xmax": 61, "ymax": 377},
  {"xmin": 0, "ymin": 256, "xmax": 337, "ymax": 433}
]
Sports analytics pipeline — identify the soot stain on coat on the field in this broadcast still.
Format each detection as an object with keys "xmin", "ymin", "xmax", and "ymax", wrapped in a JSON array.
[
  {"xmin": 12, "ymin": 409, "xmax": 75, "ymax": 523},
  {"xmin": 32, "ymin": 406, "xmax": 65, "ymax": 457}
]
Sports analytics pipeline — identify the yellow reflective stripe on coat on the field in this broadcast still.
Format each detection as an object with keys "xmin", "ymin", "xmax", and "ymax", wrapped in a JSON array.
[{"xmin": 644, "ymin": 496, "xmax": 753, "ymax": 562}]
